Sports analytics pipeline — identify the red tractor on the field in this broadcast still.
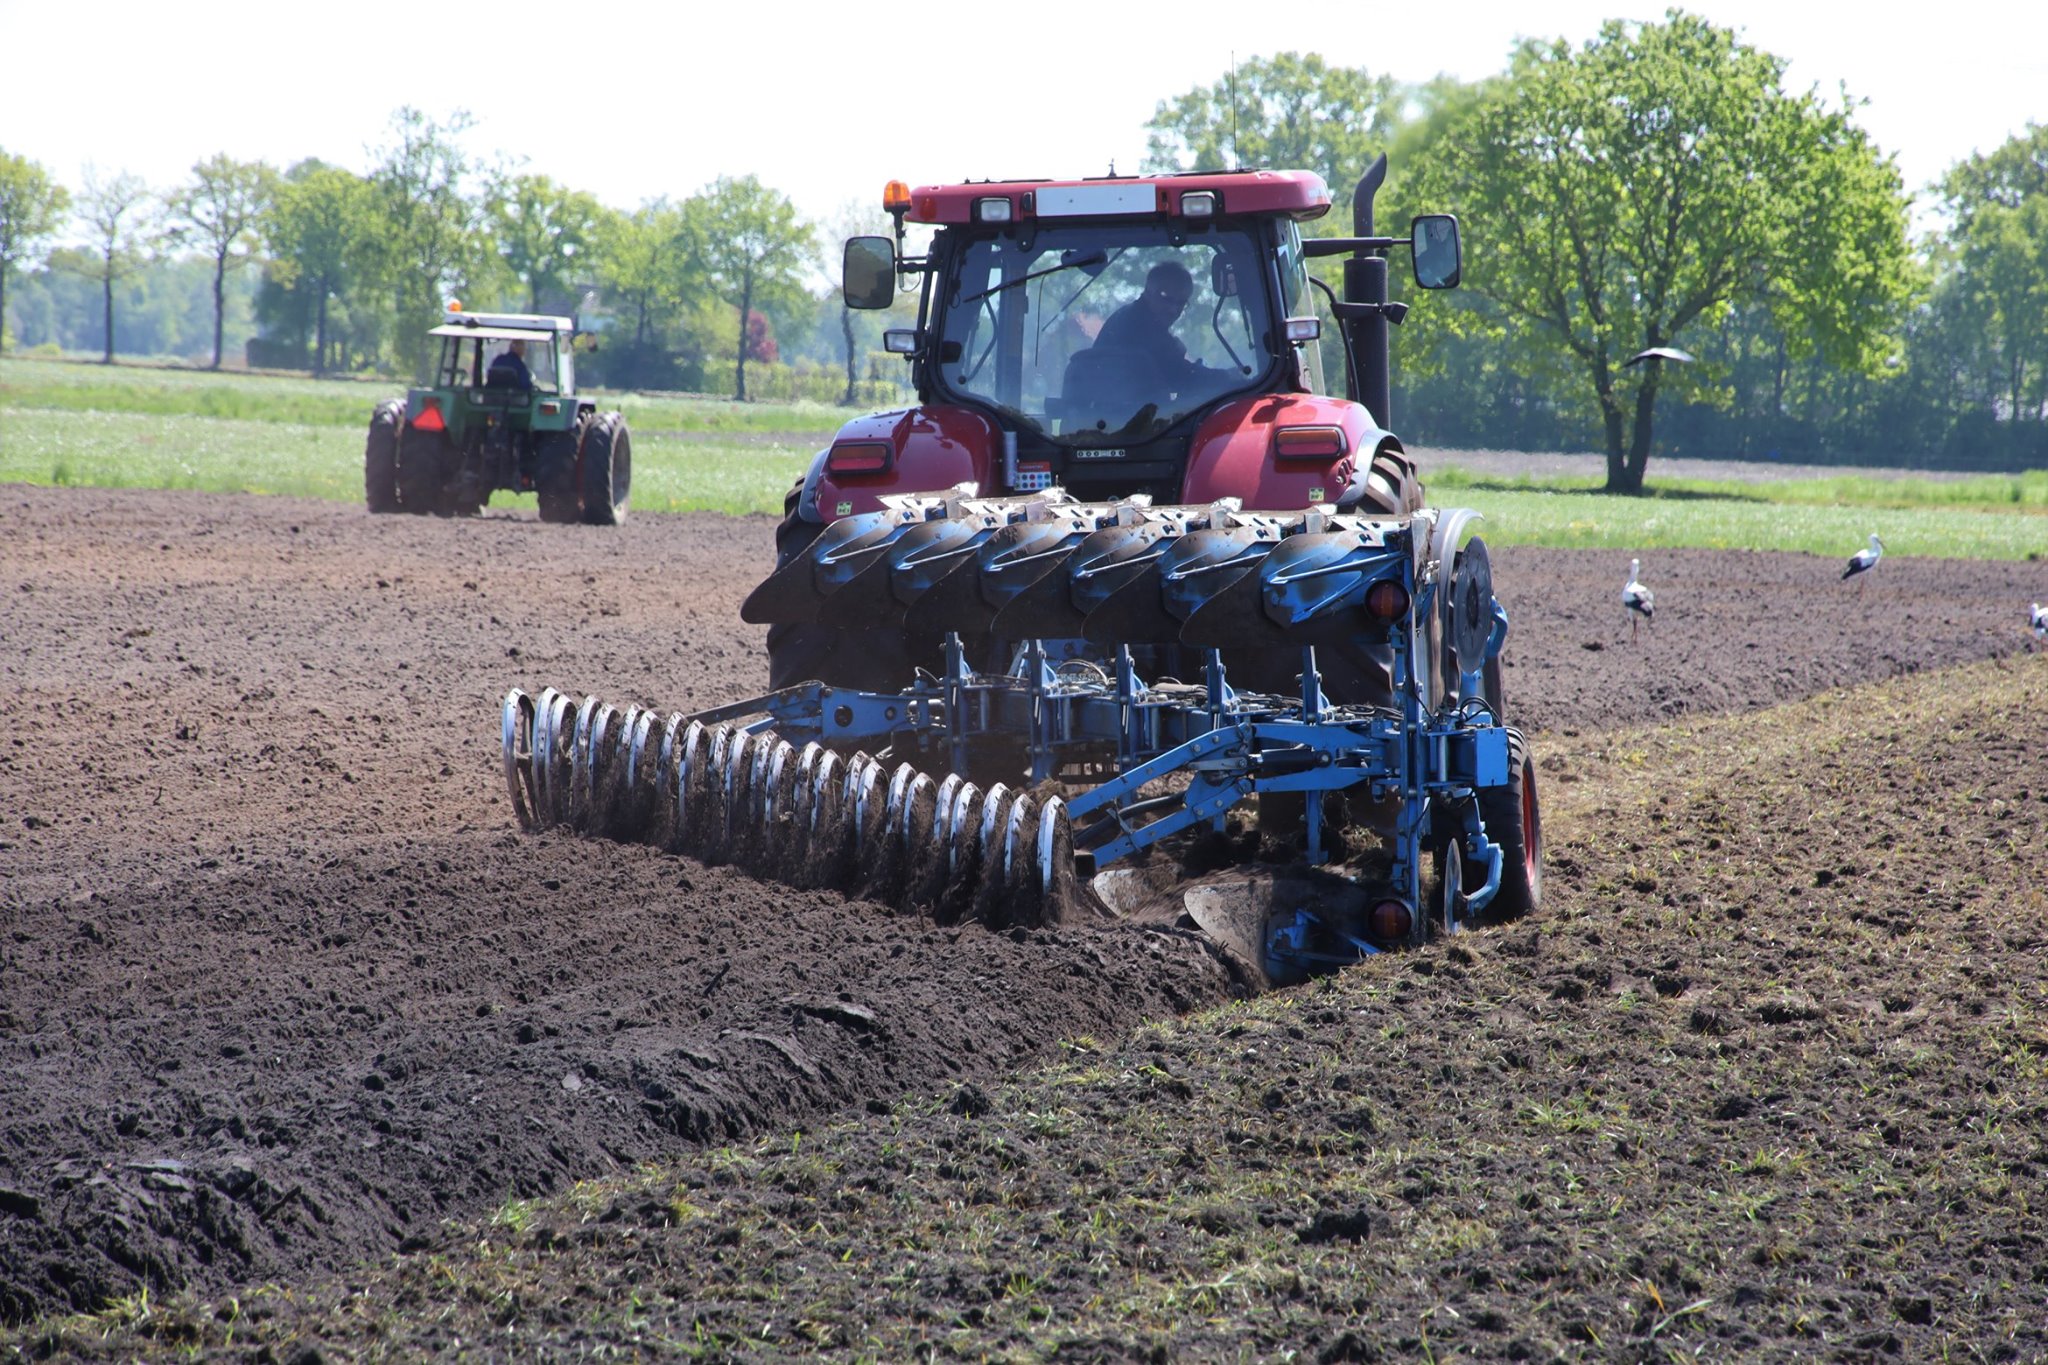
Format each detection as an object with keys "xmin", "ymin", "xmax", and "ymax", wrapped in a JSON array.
[
  {"xmin": 507, "ymin": 158, "xmax": 1544, "ymax": 957},
  {"xmin": 763, "ymin": 156, "xmax": 1467, "ymax": 711}
]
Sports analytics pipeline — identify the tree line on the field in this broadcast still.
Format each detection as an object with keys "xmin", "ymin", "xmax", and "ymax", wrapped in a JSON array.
[
  {"xmin": 0, "ymin": 109, "xmax": 902, "ymax": 405},
  {"xmin": 2, "ymin": 14, "xmax": 2044, "ymax": 482}
]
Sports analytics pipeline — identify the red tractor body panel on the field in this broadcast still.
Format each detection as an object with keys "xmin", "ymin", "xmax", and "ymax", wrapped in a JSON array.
[
  {"xmin": 1180, "ymin": 393, "xmax": 1380, "ymax": 509},
  {"xmin": 813, "ymin": 406, "xmax": 998, "ymax": 519}
]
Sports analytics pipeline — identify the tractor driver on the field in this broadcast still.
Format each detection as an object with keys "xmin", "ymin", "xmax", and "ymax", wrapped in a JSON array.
[
  {"xmin": 488, "ymin": 337, "xmax": 533, "ymax": 390},
  {"xmin": 1091, "ymin": 261, "xmax": 1214, "ymax": 391}
]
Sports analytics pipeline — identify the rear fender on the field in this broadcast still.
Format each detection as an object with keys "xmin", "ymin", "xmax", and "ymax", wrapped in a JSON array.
[
  {"xmin": 799, "ymin": 406, "xmax": 998, "ymax": 523},
  {"xmin": 1180, "ymin": 394, "xmax": 1398, "ymax": 512}
]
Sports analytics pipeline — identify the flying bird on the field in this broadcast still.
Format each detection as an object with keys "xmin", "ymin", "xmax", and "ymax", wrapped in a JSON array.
[
  {"xmin": 1622, "ymin": 558, "xmax": 1654, "ymax": 642},
  {"xmin": 1623, "ymin": 346, "xmax": 1696, "ymax": 368},
  {"xmin": 1841, "ymin": 533, "xmax": 1884, "ymax": 582}
]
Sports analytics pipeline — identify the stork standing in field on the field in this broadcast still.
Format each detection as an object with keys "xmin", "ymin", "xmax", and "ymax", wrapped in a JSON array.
[
  {"xmin": 1841, "ymin": 533, "xmax": 1884, "ymax": 582},
  {"xmin": 2030, "ymin": 602, "xmax": 2047, "ymax": 648},
  {"xmin": 1622, "ymin": 558, "xmax": 1654, "ymax": 642}
]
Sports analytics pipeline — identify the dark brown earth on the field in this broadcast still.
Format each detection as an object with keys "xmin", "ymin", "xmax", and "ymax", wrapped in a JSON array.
[{"xmin": 1, "ymin": 484, "xmax": 2043, "ymax": 1341}]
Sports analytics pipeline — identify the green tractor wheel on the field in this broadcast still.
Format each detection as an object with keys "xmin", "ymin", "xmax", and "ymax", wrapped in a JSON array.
[
  {"xmin": 535, "ymin": 425, "xmax": 582, "ymax": 524},
  {"xmin": 580, "ymin": 411, "xmax": 631, "ymax": 526},
  {"xmin": 397, "ymin": 430, "xmax": 452, "ymax": 516},
  {"xmin": 365, "ymin": 400, "xmax": 404, "ymax": 513}
]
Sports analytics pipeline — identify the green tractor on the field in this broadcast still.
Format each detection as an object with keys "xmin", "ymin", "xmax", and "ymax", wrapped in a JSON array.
[{"xmin": 364, "ymin": 308, "xmax": 630, "ymax": 524}]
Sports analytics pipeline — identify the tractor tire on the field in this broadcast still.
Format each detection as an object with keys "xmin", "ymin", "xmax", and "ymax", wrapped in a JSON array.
[
  {"xmin": 1468, "ymin": 727, "xmax": 1541, "ymax": 920},
  {"xmin": 1346, "ymin": 444, "xmax": 1425, "ymax": 518},
  {"xmin": 397, "ymin": 430, "xmax": 452, "ymax": 516},
  {"xmin": 364, "ymin": 399, "xmax": 403, "ymax": 513},
  {"xmin": 580, "ymin": 411, "xmax": 631, "ymax": 526},
  {"xmin": 535, "ymin": 425, "xmax": 582, "ymax": 524},
  {"xmin": 765, "ymin": 478, "xmax": 937, "ymax": 691}
]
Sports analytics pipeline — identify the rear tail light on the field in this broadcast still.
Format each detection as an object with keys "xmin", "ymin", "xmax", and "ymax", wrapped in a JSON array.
[
  {"xmin": 1271, "ymin": 424, "xmax": 1348, "ymax": 461},
  {"xmin": 1366, "ymin": 579, "xmax": 1410, "ymax": 621},
  {"xmin": 410, "ymin": 396, "xmax": 445, "ymax": 432},
  {"xmin": 1370, "ymin": 899, "xmax": 1413, "ymax": 943},
  {"xmin": 826, "ymin": 440, "xmax": 893, "ymax": 476},
  {"xmin": 539, "ymin": 400, "xmax": 560, "ymax": 415}
]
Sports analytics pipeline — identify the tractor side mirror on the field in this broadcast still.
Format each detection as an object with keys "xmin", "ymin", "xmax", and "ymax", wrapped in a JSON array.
[
  {"xmin": 1410, "ymin": 214, "xmax": 1462, "ymax": 290},
  {"xmin": 1210, "ymin": 258, "xmax": 1239, "ymax": 299},
  {"xmin": 844, "ymin": 236, "xmax": 897, "ymax": 309}
]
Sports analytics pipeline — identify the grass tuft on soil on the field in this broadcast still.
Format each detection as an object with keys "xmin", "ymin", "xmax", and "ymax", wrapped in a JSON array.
[{"xmin": 17, "ymin": 653, "xmax": 2046, "ymax": 1362}]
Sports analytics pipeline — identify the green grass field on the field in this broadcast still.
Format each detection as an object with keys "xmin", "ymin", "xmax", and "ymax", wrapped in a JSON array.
[{"xmin": 3, "ymin": 355, "xmax": 2042, "ymax": 556}]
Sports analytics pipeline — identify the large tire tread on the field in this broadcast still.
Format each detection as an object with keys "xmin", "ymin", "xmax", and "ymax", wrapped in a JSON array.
[
  {"xmin": 580, "ymin": 411, "xmax": 631, "ymax": 526},
  {"xmin": 364, "ymin": 399, "xmax": 403, "ymax": 513}
]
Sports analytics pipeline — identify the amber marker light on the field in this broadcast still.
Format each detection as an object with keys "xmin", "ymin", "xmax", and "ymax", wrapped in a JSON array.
[
  {"xmin": 1365, "ymin": 579, "xmax": 1410, "ymax": 621},
  {"xmin": 1370, "ymin": 899, "xmax": 1413, "ymax": 943},
  {"xmin": 826, "ymin": 440, "xmax": 892, "ymax": 475},
  {"xmin": 1271, "ymin": 424, "xmax": 1348, "ymax": 461}
]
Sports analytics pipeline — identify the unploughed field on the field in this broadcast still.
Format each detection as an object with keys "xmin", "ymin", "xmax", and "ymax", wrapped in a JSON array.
[{"xmin": 2, "ymin": 483, "xmax": 2046, "ymax": 1362}]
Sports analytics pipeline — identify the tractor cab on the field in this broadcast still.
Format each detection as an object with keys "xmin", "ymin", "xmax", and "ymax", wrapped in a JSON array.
[
  {"xmin": 826, "ymin": 166, "xmax": 1461, "ymax": 515},
  {"xmin": 425, "ymin": 310, "xmax": 574, "ymax": 401}
]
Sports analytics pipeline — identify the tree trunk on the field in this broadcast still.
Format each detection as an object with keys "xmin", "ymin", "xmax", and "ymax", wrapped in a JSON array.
[
  {"xmin": 734, "ymin": 259, "xmax": 754, "ymax": 403},
  {"xmin": 0, "ymin": 266, "xmax": 9, "ymax": 356},
  {"xmin": 1594, "ymin": 355, "xmax": 1633, "ymax": 492},
  {"xmin": 101, "ymin": 254, "xmax": 115, "ymax": 365},
  {"xmin": 1623, "ymin": 366, "xmax": 1661, "ymax": 491},
  {"xmin": 841, "ymin": 306, "xmax": 857, "ymax": 405},
  {"xmin": 314, "ymin": 285, "xmax": 330, "ymax": 379},
  {"xmin": 211, "ymin": 249, "xmax": 228, "ymax": 370}
]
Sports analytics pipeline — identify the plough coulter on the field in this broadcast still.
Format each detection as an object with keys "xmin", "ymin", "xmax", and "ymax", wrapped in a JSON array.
[{"xmin": 498, "ymin": 156, "xmax": 1541, "ymax": 982}]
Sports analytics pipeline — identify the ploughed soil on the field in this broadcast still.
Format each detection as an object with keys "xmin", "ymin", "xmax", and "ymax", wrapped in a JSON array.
[{"xmin": 2, "ymin": 484, "xmax": 2045, "ymax": 1358}]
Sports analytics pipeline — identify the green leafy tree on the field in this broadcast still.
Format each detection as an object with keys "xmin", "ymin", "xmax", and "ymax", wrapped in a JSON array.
[
  {"xmin": 586, "ymin": 199, "xmax": 705, "ymax": 388},
  {"xmin": 165, "ymin": 154, "xmax": 275, "ymax": 368},
  {"xmin": 70, "ymin": 166, "xmax": 157, "ymax": 364},
  {"xmin": 1938, "ymin": 124, "xmax": 2048, "ymax": 422},
  {"xmin": 486, "ymin": 171, "xmax": 602, "ymax": 314},
  {"xmin": 1144, "ymin": 53, "xmax": 1399, "ymax": 186},
  {"xmin": 1411, "ymin": 11, "xmax": 1911, "ymax": 492},
  {"xmin": 265, "ymin": 160, "xmax": 382, "ymax": 375},
  {"xmin": 0, "ymin": 148, "xmax": 69, "ymax": 354},
  {"xmin": 685, "ymin": 175, "xmax": 813, "ymax": 401},
  {"xmin": 369, "ymin": 107, "xmax": 485, "ymax": 374}
]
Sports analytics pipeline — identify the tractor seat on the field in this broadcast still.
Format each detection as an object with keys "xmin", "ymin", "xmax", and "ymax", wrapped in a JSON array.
[{"xmin": 1058, "ymin": 347, "xmax": 1142, "ymax": 431}]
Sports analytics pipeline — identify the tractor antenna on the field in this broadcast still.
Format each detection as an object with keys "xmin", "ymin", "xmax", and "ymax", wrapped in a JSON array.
[{"xmin": 1229, "ymin": 53, "xmax": 1240, "ymax": 169}]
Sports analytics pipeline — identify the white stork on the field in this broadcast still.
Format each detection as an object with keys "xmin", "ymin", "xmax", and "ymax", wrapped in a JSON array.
[
  {"xmin": 2030, "ymin": 601, "xmax": 2047, "ymax": 645},
  {"xmin": 1622, "ymin": 558, "xmax": 1654, "ymax": 642},
  {"xmin": 1842, "ymin": 533, "xmax": 1884, "ymax": 582}
]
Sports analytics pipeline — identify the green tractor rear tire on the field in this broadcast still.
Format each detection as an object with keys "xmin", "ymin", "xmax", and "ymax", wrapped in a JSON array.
[
  {"xmin": 536, "ymin": 425, "xmax": 583, "ymax": 524},
  {"xmin": 397, "ymin": 430, "xmax": 452, "ymax": 516},
  {"xmin": 580, "ymin": 412, "xmax": 630, "ymax": 526},
  {"xmin": 365, "ymin": 400, "xmax": 404, "ymax": 513}
]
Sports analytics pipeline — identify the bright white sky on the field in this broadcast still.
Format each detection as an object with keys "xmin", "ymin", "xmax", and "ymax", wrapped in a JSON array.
[{"xmin": 2, "ymin": 0, "xmax": 2042, "ymax": 239}]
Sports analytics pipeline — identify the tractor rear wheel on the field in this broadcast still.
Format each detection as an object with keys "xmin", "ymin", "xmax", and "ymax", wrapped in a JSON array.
[
  {"xmin": 536, "ymin": 424, "xmax": 582, "ymax": 524},
  {"xmin": 1468, "ymin": 727, "xmax": 1540, "ymax": 919},
  {"xmin": 580, "ymin": 411, "xmax": 630, "ymax": 525},
  {"xmin": 765, "ymin": 478, "xmax": 938, "ymax": 691},
  {"xmin": 397, "ymin": 430, "xmax": 452, "ymax": 516},
  {"xmin": 364, "ymin": 400, "xmax": 403, "ymax": 513}
]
